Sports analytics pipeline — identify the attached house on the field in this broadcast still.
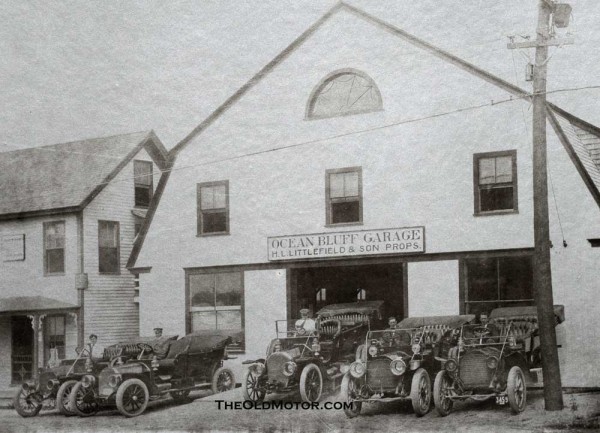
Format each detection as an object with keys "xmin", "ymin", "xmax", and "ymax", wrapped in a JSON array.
[
  {"xmin": 130, "ymin": 3, "xmax": 600, "ymax": 386},
  {"xmin": 0, "ymin": 131, "xmax": 169, "ymax": 387}
]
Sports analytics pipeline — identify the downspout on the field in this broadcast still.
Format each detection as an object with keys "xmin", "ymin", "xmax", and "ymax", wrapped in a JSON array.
[{"xmin": 75, "ymin": 211, "xmax": 87, "ymax": 347}]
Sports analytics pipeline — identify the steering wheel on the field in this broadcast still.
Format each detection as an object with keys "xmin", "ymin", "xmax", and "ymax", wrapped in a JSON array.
[
  {"xmin": 137, "ymin": 343, "xmax": 154, "ymax": 359},
  {"xmin": 110, "ymin": 355, "xmax": 128, "ymax": 367},
  {"xmin": 473, "ymin": 326, "xmax": 492, "ymax": 338},
  {"xmin": 75, "ymin": 346, "xmax": 90, "ymax": 357},
  {"xmin": 295, "ymin": 326, "xmax": 307, "ymax": 336}
]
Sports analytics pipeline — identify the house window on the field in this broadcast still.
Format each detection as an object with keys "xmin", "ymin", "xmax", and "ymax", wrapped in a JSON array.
[
  {"xmin": 44, "ymin": 221, "xmax": 65, "ymax": 275},
  {"xmin": 98, "ymin": 221, "xmax": 120, "ymax": 274},
  {"xmin": 307, "ymin": 69, "xmax": 383, "ymax": 119},
  {"xmin": 464, "ymin": 256, "xmax": 533, "ymax": 316},
  {"xmin": 44, "ymin": 315, "xmax": 66, "ymax": 360},
  {"xmin": 326, "ymin": 167, "xmax": 362, "ymax": 225},
  {"xmin": 474, "ymin": 151, "xmax": 518, "ymax": 214},
  {"xmin": 197, "ymin": 181, "xmax": 229, "ymax": 235},
  {"xmin": 188, "ymin": 271, "xmax": 244, "ymax": 350},
  {"xmin": 134, "ymin": 160, "xmax": 153, "ymax": 208}
]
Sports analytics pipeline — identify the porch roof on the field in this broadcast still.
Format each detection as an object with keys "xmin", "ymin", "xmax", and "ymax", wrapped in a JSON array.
[{"xmin": 0, "ymin": 296, "xmax": 79, "ymax": 315}]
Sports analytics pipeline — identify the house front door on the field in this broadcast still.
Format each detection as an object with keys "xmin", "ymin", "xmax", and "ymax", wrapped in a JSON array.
[{"xmin": 11, "ymin": 316, "xmax": 34, "ymax": 384}]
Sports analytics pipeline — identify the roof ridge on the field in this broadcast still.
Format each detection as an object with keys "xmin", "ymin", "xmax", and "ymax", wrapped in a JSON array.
[{"xmin": 0, "ymin": 130, "xmax": 152, "ymax": 154}]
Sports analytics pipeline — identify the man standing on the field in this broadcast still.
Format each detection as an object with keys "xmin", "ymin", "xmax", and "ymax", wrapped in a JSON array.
[{"xmin": 295, "ymin": 309, "xmax": 316, "ymax": 335}]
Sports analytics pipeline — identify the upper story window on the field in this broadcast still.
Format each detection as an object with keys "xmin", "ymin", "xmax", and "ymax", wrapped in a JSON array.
[
  {"xmin": 306, "ymin": 69, "xmax": 382, "ymax": 120},
  {"xmin": 134, "ymin": 160, "xmax": 153, "ymax": 208},
  {"xmin": 326, "ymin": 167, "xmax": 362, "ymax": 225},
  {"xmin": 474, "ymin": 150, "xmax": 518, "ymax": 215},
  {"xmin": 44, "ymin": 221, "xmax": 65, "ymax": 275},
  {"xmin": 98, "ymin": 220, "xmax": 120, "ymax": 274},
  {"xmin": 197, "ymin": 181, "xmax": 229, "ymax": 236}
]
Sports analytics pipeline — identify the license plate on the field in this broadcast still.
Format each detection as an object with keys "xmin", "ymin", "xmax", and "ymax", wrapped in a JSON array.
[{"xmin": 495, "ymin": 395, "xmax": 508, "ymax": 405}]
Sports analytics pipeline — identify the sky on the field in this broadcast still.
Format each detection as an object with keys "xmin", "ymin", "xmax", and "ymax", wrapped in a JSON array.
[{"xmin": 0, "ymin": 0, "xmax": 598, "ymax": 151}]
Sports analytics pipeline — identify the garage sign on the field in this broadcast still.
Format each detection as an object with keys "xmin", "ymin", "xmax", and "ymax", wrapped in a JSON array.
[{"xmin": 268, "ymin": 227, "xmax": 425, "ymax": 261}]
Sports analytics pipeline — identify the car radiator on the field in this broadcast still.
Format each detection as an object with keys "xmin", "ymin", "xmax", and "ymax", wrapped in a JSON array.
[
  {"xmin": 459, "ymin": 353, "xmax": 492, "ymax": 388},
  {"xmin": 366, "ymin": 358, "xmax": 397, "ymax": 391}
]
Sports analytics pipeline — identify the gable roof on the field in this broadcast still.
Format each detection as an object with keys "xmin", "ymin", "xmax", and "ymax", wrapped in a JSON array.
[{"xmin": 0, "ymin": 130, "xmax": 169, "ymax": 219}]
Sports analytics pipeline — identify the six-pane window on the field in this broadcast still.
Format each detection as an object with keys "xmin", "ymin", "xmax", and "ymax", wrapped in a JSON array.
[
  {"xmin": 474, "ymin": 151, "xmax": 518, "ymax": 214},
  {"xmin": 188, "ymin": 271, "xmax": 243, "ymax": 350},
  {"xmin": 134, "ymin": 160, "xmax": 153, "ymax": 208},
  {"xmin": 44, "ymin": 221, "xmax": 65, "ymax": 274},
  {"xmin": 98, "ymin": 220, "xmax": 120, "ymax": 274},
  {"xmin": 326, "ymin": 168, "xmax": 362, "ymax": 225},
  {"xmin": 44, "ymin": 315, "xmax": 66, "ymax": 360},
  {"xmin": 197, "ymin": 181, "xmax": 229, "ymax": 235}
]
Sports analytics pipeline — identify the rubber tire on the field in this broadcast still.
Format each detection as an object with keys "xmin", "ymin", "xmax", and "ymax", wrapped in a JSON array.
[
  {"xmin": 242, "ymin": 367, "xmax": 265, "ymax": 402},
  {"xmin": 12, "ymin": 387, "xmax": 43, "ymax": 418},
  {"xmin": 410, "ymin": 368, "xmax": 432, "ymax": 417},
  {"xmin": 56, "ymin": 380, "xmax": 77, "ymax": 416},
  {"xmin": 433, "ymin": 370, "xmax": 453, "ymax": 416},
  {"xmin": 170, "ymin": 389, "xmax": 191, "ymax": 403},
  {"xmin": 507, "ymin": 366, "xmax": 527, "ymax": 414},
  {"xmin": 69, "ymin": 381, "xmax": 99, "ymax": 417},
  {"xmin": 340, "ymin": 373, "xmax": 362, "ymax": 418},
  {"xmin": 211, "ymin": 367, "xmax": 236, "ymax": 394},
  {"xmin": 299, "ymin": 363, "xmax": 323, "ymax": 403},
  {"xmin": 116, "ymin": 378, "xmax": 149, "ymax": 418}
]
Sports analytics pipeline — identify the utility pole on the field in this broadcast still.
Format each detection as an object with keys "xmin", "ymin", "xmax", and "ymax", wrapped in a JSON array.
[{"xmin": 508, "ymin": 0, "xmax": 573, "ymax": 411}]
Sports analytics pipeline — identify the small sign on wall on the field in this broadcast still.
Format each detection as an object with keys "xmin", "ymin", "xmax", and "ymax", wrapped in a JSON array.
[
  {"xmin": 2, "ymin": 234, "xmax": 25, "ymax": 261},
  {"xmin": 268, "ymin": 227, "xmax": 425, "ymax": 261}
]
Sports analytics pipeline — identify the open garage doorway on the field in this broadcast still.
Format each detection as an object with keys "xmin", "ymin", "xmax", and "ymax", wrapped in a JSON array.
[{"xmin": 289, "ymin": 262, "xmax": 407, "ymax": 323}]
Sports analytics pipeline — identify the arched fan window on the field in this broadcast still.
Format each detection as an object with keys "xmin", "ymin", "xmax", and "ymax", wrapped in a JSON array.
[{"xmin": 306, "ymin": 69, "xmax": 382, "ymax": 120}]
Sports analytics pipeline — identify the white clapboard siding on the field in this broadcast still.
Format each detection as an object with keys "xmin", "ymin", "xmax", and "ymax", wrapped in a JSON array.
[{"xmin": 82, "ymin": 150, "xmax": 156, "ymax": 346}]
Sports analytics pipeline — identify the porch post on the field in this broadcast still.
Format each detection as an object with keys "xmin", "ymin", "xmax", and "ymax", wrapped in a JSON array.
[{"xmin": 27, "ymin": 314, "xmax": 39, "ymax": 380}]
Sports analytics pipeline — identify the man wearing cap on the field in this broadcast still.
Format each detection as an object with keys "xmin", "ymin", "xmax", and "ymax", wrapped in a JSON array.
[
  {"xmin": 295, "ymin": 309, "xmax": 316, "ymax": 335},
  {"xmin": 152, "ymin": 327, "xmax": 171, "ymax": 359}
]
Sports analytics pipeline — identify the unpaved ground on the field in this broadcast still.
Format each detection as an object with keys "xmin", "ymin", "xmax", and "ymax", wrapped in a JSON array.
[{"xmin": 2, "ymin": 388, "xmax": 598, "ymax": 433}]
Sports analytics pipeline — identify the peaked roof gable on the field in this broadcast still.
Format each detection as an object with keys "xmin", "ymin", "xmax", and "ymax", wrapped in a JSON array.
[{"xmin": 0, "ymin": 130, "xmax": 169, "ymax": 219}]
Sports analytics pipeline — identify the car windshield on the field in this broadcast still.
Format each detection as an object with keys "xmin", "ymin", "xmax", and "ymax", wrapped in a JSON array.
[
  {"xmin": 460, "ymin": 323, "xmax": 509, "ymax": 347},
  {"xmin": 366, "ymin": 328, "xmax": 419, "ymax": 355}
]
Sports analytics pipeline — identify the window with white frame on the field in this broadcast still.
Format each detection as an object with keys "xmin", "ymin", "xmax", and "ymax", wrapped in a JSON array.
[
  {"xmin": 326, "ymin": 167, "xmax": 362, "ymax": 225},
  {"xmin": 98, "ymin": 220, "xmax": 120, "ymax": 274},
  {"xmin": 134, "ymin": 160, "xmax": 153, "ymax": 208},
  {"xmin": 474, "ymin": 151, "xmax": 518, "ymax": 214},
  {"xmin": 44, "ymin": 221, "xmax": 65, "ymax": 275},
  {"xmin": 197, "ymin": 181, "xmax": 229, "ymax": 235}
]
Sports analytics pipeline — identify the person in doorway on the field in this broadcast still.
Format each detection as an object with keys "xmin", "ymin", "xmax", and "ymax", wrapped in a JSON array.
[{"xmin": 295, "ymin": 309, "xmax": 316, "ymax": 335}]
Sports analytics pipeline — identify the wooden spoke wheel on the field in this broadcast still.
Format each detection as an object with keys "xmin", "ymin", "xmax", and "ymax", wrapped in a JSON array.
[
  {"xmin": 299, "ymin": 363, "xmax": 323, "ymax": 403},
  {"xmin": 433, "ymin": 370, "xmax": 454, "ymax": 416},
  {"xmin": 507, "ymin": 366, "xmax": 527, "ymax": 414},
  {"xmin": 212, "ymin": 367, "xmax": 236, "ymax": 394},
  {"xmin": 116, "ymin": 378, "xmax": 149, "ymax": 417},
  {"xmin": 56, "ymin": 380, "xmax": 78, "ymax": 416},
  {"xmin": 410, "ymin": 368, "xmax": 432, "ymax": 417},
  {"xmin": 13, "ymin": 386, "xmax": 43, "ymax": 418},
  {"xmin": 242, "ymin": 367, "xmax": 265, "ymax": 402},
  {"xmin": 69, "ymin": 382, "xmax": 99, "ymax": 417},
  {"xmin": 340, "ymin": 373, "xmax": 362, "ymax": 418}
]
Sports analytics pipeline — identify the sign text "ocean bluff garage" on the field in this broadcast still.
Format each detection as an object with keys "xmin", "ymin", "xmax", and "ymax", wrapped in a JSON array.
[{"xmin": 268, "ymin": 227, "xmax": 425, "ymax": 261}]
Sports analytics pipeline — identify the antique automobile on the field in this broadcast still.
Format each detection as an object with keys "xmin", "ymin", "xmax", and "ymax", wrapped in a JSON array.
[
  {"xmin": 69, "ymin": 331, "xmax": 237, "ymax": 417},
  {"xmin": 433, "ymin": 305, "xmax": 565, "ymax": 416},
  {"xmin": 340, "ymin": 314, "xmax": 475, "ymax": 418},
  {"xmin": 12, "ymin": 343, "xmax": 111, "ymax": 418},
  {"xmin": 242, "ymin": 301, "xmax": 384, "ymax": 403}
]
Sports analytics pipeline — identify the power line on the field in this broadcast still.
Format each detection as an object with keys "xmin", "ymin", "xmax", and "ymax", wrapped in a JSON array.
[{"xmin": 1, "ymin": 84, "xmax": 599, "ymax": 208}]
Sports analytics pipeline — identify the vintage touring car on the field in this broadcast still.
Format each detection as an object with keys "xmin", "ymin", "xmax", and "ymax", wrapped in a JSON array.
[
  {"xmin": 69, "ymin": 331, "xmax": 238, "ymax": 417},
  {"xmin": 12, "ymin": 343, "xmax": 113, "ymax": 417},
  {"xmin": 242, "ymin": 301, "xmax": 384, "ymax": 403},
  {"xmin": 340, "ymin": 315, "xmax": 475, "ymax": 418},
  {"xmin": 433, "ymin": 305, "xmax": 565, "ymax": 416}
]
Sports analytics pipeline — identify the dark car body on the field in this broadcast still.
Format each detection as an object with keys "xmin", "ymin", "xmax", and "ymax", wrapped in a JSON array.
[
  {"xmin": 433, "ymin": 305, "xmax": 565, "ymax": 416},
  {"xmin": 242, "ymin": 301, "xmax": 384, "ymax": 403},
  {"xmin": 340, "ymin": 314, "xmax": 475, "ymax": 418},
  {"xmin": 12, "ymin": 343, "xmax": 121, "ymax": 417},
  {"xmin": 71, "ymin": 331, "xmax": 238, "ymax": 417}
]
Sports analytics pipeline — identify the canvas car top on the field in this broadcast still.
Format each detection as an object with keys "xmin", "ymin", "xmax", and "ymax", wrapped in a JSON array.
[
  {"xmin": 397, "ymin": 315, "xmax": 476, "ymax": 329},
  {"xmin": 315, "ymin": 301, "xmax": 384, "ymax": 319},
  {"xmin": 165, "ymin": 330, "xmax": 235, "ymax": 358},
  {"xmin": 489, "ymin": 305, "xmax": 565, "ymax": 324},
  {"xmin": 102, "ymin": 335, "xmax": 178, "ymax": 359}
]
